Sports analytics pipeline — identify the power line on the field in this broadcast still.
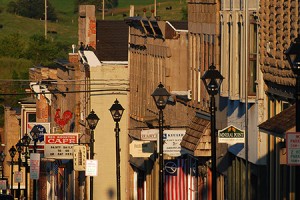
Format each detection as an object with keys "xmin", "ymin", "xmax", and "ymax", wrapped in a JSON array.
[{"xmin": 0, "ymin": 88, "xmax": 130, "ymax": 96}]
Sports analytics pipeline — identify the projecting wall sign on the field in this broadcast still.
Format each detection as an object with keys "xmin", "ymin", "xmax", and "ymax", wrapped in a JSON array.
[{"xmin": 44, "ymin": 133, "xmax": 78, "ymax": 159}]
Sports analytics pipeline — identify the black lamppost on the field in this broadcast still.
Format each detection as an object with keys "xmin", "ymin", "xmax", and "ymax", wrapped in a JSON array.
[
  {"xmin": 86, "ymin": 110, "xmax": 100, "ymax": 200},
  {"xmin": 30, "ymin": 129, "xmax": 40, "ymax": 200},
  {"xmin": 0, "ymin": 151, "xmax": 6, "ymax": 179},
  {"xmin": 16, "ymin": 140, "xmax": 23, "ymax": 199},
  {"xmin": 0, "ymin": 151, "xmax": 6, "ymax": 193},
  {"xmin": 285, "ymin": 35, "xmax": 300, "ymax": 131},
  {"xmin": 109, "ymin": 99, "xmax": 125, "ymax": 200},
  {"xmin": 285, "ymin": 34, "xmax": 300, "ymax": 199},
  {"xmin": 22, "ymin": 133, "xmax": 31, "ymax": 199},
  {"xmin": 201, "ymin": 64, "xmax": 224, "ymax": 200},
  {"xmin": 151, "ymin": 83, "xmax": 170, "ymax": 200},
  {"xmin": 9, "ymin": 146, "xmax": 16, "ymax": 197}
]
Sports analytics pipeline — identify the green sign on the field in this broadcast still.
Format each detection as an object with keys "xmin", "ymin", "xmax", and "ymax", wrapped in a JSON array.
[{"xmin": 218, "ymin": 125, "xmax": 245, "ymax": 144}]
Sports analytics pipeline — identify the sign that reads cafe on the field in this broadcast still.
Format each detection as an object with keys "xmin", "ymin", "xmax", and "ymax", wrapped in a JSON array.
[
  {"xmin": 44, "ymin": 133, "xmax": 78, "ymax": 159},
  {"xmin": 218, "ymin": 125, "xmax": 245, "ymax": 144}
]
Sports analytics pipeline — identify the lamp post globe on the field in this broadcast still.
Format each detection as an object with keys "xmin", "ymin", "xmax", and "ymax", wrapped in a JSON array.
[
  {"xmin": 109, "ymin": 99, "xmax": 125, "ymax": 122},
  {"xmin": 86, "ymin": 110, "xmax": 100, "ymax": 130},
  {"xmin": 151, "ymin": 82, "xmax": 171, "ymax": 110}
]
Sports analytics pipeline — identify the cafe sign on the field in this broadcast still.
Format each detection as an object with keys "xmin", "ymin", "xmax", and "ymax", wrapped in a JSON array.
[
  {"xmin": 218, "ymin": 125, "xmax": 245, "ymax": 144},
  {"xmin": 44, "ymin": 133, "xmax": 78, "ymax": 159}
]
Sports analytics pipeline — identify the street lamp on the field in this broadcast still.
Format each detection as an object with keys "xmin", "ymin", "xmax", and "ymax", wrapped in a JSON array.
[
  {"xmin": 285, "ymin": 34, "xmax": 300, "ymax": 199},
  {"xmin": 109, "ymin": 99, "xmax": 124, "ymax": 200},
  {"xmin": 16, "ymin": 140, "xmax": 23, "ymax": 199},
  {"xmin": 22, "ymin": 133, "xmax": 31, "ymax": 199},
  {"xmin": 86, "ymin": 110, "xmax": 100, "ymax": 200},
  {"xmin": 0, "ymin": 151, "xmax": 6, "ymax": 193},
  {"xmin": 151, "ymin": 83, "xmax": 170, "ymax": 200},
  {"xmin": 201, "ymin": 64, "xmax": 224, "ymax": 200},
  {"xmin": 9, "ymin": 146, "xmax": 16, "ymax": 197},
  {"xmin": 30, "ymin": 128, "xmax": 40, "ymax": 200},
  {"xmin": 285, "ymin": 35, "xmax": 300, "ymax": 132},
  {"xmin": 0, "ymin": 151, "xmax": 6, "ymax": 178}
]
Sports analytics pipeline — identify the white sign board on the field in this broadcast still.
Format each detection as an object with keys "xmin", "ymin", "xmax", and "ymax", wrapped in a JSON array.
[
  {"xmin": 73, "ymin": 145, "xmax": 87, "ymax": 171},
  {"xmin": 44, "ymin": 133, "xmax": 78, "ymax": 159},
  {"xmin": 286, "ymin": 132, "xmax": 300, "ymax": 165},
  {"xmin": 129, "ymin": 141, "xmax": 155, "ymax": 157},
  {"xmin": 30, "ymin": 153, "xmax": 40, "ymax": 180},
  {"xmin": 141, "ymin": 129, "xmax": 186, "ymax": 157},
  {"xmin": 163, "ymin": 130, "xmax": 186, "ymax": 157},
  {"xmin": 86, "ymin": 160, "xmax": 98, "ymax": 176}
]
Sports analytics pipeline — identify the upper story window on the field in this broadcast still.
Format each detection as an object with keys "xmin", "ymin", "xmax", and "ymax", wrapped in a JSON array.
[
  {"xmin": 220, "ymin": 11, "xmax": 258, "ymax": 101},
  {"xmin": 27, "ymin": 113, "xmax": 36, "ymax": 122},
  {"xmin": 248, "ymin": 14, "xmax": 257, "ymax": 96}
]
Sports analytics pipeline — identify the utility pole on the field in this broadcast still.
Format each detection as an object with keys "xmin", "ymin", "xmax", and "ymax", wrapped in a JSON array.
[{"xmin": 45, "ymin": 0, "xmax": 47, "ymax": 39}]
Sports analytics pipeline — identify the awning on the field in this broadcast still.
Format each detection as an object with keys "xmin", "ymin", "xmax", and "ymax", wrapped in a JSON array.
[
  {"xmin": 180, "ymin": 116, "xmax": 211, "ymax": 157},
  {"xmin": 129, "ymin": 156, "xmax": 145, "ymax": 171},
  {"xmin": 258, "ymin": 104, "xmax": 295, "ymax": 138}
]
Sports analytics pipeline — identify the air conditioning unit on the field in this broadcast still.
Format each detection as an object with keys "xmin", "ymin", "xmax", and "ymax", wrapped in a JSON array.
[{"xmin": 187, "ymin": 90, "xmax": 192, "ymax": 100}]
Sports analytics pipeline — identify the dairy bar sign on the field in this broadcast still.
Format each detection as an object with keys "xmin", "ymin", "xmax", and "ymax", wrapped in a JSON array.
[{"xmin": 44, "ymin": 133, "xmax": 78, "ymax": 159}]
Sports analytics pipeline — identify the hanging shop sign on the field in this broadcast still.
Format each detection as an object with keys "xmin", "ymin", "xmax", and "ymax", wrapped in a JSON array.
[
  {"xmin": 141, "ymin": 129, "xmax": 186, "ymax": 157},
  {"xmin": 44, "ymin": 133, "xmax": 79, "ymax": 159},
  {"xmin": 73, "ymin": 145, "xmax": 87, "ymax": 171},
  {"xmin": 286, "ymin": 132, "xmax": 300, "ymax": 165},
  {"xmin": 163, "ymin": 130, "xmax": 186, "ymax": 157},
  {"xmin": 218, "ymin": 125, "xmax": 245, "ymax": 144},
  {"xmin": 141, "ymin": 129, "xmax": 158, "ymax": 141},
  {"xmin": 129, "ymin": 140, "xmax": 155, "ymax": 158}
]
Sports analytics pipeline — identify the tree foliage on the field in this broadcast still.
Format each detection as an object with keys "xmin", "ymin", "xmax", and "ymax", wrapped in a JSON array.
[
  {"xmin": 0, "ymin": 33, "xmax": 26, "ymax": 58},
  {"xmin": 7, "ymin": 0, "xmax": 57, "ymax": 21},
  {"xmin": 0, "ymin": 33, "xmax": 68, "ymax": 66}
]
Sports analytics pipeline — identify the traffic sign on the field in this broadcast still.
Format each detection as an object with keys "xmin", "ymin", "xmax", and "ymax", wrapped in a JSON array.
[{"xmin": 286, "ymin": 132, "xmax": 300, "ymax": 165}]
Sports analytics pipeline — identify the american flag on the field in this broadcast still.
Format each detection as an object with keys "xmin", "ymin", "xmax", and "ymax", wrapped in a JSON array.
[{"xmin": 164, "ymin": 159, "xmax": 188, "ymax": 200}]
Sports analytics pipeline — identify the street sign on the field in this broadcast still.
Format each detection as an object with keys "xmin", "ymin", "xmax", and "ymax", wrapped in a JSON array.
[
  {"xmin": 286, "ymin": 132, "xmax": 300, "ymax": 165},
  {"xmin": 44, "ymin": 133, "xmax": 78, "ymax": 159},
  {"xmin": 218, "ymin": 125, "xmax": 245, "ymax": 144},
  {"xmin": 86, "ymin": 160, "xmax": 98, "ymax": 176},
  {"xmin": 73, "ymin": 145, "xmax": 87, "ymax": 171}
]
